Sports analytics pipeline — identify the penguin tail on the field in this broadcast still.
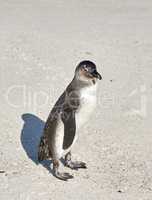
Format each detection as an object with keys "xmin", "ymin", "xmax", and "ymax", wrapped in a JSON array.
[{"xmin": 38, "ymin": 135, "xmax": 51, "ymax": 162}]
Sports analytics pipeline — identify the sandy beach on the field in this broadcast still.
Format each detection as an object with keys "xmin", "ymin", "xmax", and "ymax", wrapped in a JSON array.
[{"xmin": 0, "ymin": 0, "xmax": 152, "ymax": 199}]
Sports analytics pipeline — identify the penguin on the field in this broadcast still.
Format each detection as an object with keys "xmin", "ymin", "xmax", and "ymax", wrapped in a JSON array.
[{"xmin": 38, "ymin": 60, "xmax": 102, "ymax": 181}]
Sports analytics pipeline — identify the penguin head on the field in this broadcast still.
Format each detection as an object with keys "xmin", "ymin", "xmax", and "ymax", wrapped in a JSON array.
[{"xmin": 75, "ymin": 60, "xmax": 102, "ymax": 84}]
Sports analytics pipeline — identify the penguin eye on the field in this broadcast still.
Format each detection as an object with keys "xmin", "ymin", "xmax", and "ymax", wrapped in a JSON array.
[{"xmin": 83, "ymin": 66, "xmax": 89, "ymax": 72}]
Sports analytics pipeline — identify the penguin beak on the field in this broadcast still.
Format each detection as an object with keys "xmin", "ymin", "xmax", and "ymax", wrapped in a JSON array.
[{"xmin": 92, "ymin": 70, "xmax": 102, "ymax": 80}]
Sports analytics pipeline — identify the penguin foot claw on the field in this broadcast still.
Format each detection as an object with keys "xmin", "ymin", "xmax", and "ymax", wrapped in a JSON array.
[
  {"xmin": 65, "ymin": 161, "xmax": 87, "ymax": 170},
  {"xmin": 54, "ymin": 172, "xmax": 74, "ymax": 181}
]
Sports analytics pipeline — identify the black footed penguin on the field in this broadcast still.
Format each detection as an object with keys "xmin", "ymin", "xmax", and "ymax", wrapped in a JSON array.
[{"xmin": 38, "ymin": 60, "xmax": 102, "ymax": 181}]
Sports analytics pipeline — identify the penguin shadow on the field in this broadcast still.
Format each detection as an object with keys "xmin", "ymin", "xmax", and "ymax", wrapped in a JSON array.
[{"xmin": 21, "ymin": 113, "xmax": 53, "ymax": 174}]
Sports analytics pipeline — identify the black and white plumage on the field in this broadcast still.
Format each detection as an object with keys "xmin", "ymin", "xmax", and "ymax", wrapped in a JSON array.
[{"xmin": 38, "ymin": 60, "xmax": 102, "ymax": 181}]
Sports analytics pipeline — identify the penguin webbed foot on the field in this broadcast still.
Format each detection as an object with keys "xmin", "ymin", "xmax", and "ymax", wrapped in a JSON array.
[
  {"xmin": 65, "ymin": 161, "xmax": 87, "ymax": 170},
  {"xmin": 53, "ymin": 159, "xmax": 73, "ymax": 181},
  {"xmin": 54, "ymin": 171, "xmax": 74, "ymax": 181},
  {"xmin": 65, "ymin": 152, "xmax": 87, "ymax": 170}
]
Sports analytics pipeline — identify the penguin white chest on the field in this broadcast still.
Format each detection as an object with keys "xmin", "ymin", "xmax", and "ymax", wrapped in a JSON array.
[{"xmin": 76, "ymin": 84, "xmax": 97, "ymax": 128}]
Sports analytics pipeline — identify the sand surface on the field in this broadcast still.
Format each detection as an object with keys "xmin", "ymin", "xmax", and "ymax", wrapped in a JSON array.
[{"xmin": 0, "ymin": 0, "xmax": 152, "ymax": 199}]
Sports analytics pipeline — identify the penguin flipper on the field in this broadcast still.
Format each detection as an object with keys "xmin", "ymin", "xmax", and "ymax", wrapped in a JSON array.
[
  {"xmin": 62, "ymin": 110, "xmax": 76, "ymax": 150},
  {"xmin": 38, "ymin": 135, "xmax": 51, "ymax": 161}
]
